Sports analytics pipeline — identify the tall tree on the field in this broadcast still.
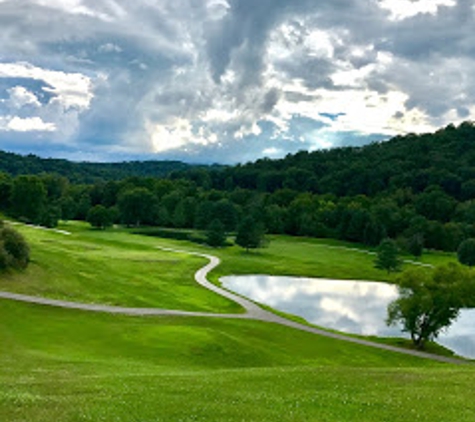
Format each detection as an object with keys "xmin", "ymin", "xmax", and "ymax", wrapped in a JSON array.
[
  {"xmin": 406, "ymin": 233, "xmax": 424, "ymax": 258},
  {"xmin": 235, "ymin": 216, "xmax": 266, "ymax": 252},
  {"xmin": 387, "ymin": 264, "xmax": 472, "ymax": 349},
  {"xmin": 374, "ymin": 238, "xmax": 402, "ymax": 274},
  {"xmin": 118, "ymin": 187, "xmax": 156, "ymax": 227},
  {"xmin": 206, "ymin": 219, "xmax": 226, "ymax": 247},
  {"xmin": 10, "ymin": 175, "xmax": 47, "ymax": 223},
  {"xmin": 87, "ymin": 205, "xmax": 113, "ymax": 230}
]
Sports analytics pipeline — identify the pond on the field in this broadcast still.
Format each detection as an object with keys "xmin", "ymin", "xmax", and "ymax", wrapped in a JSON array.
[{"xmin": 221, "ymin": 275, "xmax": 475, "ymax": 359}]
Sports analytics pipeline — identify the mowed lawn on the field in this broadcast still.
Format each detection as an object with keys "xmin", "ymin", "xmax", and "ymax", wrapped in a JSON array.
[
  {"xmin": 1, "ymin": 299, "xmax": 473, "ymax": 422},
  {"xmin": 1, "ymin": 222, "xmax": 471, "ymax": 421},
  {"xmin": 130, "ymin": 228, "xmax": 457, "ymax": 283},
  {"xmin": 0, "ymin": 222, "xmax": 240, "ymax": 313}
]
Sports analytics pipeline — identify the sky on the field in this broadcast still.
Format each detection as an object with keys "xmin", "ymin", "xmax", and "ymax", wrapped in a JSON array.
[{"xmin": 0, "ymin": 0, "xmax": 474, "ymax": 164}]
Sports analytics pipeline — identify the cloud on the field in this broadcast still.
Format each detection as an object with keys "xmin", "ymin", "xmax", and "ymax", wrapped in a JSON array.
[
  {"xmin": 6, "ymin": 86, "xmax": 41, "ymax": 109},
  {"xmin": 0, "ymin": 62, "xmax": 94, "ymax": 111},
  {"xmin": 3, "ymin": 116, "xmax": 56, "ymax": 132},
  {"xmin": 98, "ymin": 43, "xmax": 123, "ymax": 54},
  {"xmin": 0, "ymin": 0, "xmax": 474, "ymax": 163},
  {"xmin": 378, "ymin": 0, "xmax": 456, "ymax": 21}
]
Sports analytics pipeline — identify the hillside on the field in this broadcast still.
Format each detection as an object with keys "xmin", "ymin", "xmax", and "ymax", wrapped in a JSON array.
[
  {"xmin": 177, "ymin": 121, "xmax": 475, "ymax": 198},
  {"xmin": 2, "ymin": 122, "xmax": 475, "ymax": 254},
  {"xmin": 0, "ymin": 150, "xmax": 198, "ymax": 183},
  {"xmin": 1, "ymin": 222, "xmax": 473, "ymax": 421}
]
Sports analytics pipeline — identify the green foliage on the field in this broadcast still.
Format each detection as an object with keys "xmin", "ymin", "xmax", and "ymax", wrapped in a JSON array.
[
  {"xmin": 4, "ymin": 122, "xmax": 475, "ymax": 255},
  {"xmin": 10, "ymin": 175, "xmax": 47, "ymax": 223},
  {"xmin": 38, "ymin": 204, "xmax": 61, "ymax": 228},
  {"xmin": 0, "ymin": 171, "xmax": 12, "ymax": 210},
  {"xmin": 374, "ymin": 238, "xmax": 402, "ymax": 274},
  {"xmin": 206, "ymin": 219, "xmax": 226, "ymax": 247},
  {"xmin": 406, "ymin": 233, "xmax": 424, "ymax": 258},
  {"xmin": 0, "ymin": 150, "xmax": 196, "ymax": 182},
  {"xmin": 235, "ymin": 216, "xmax": 266, "ymax": 252},
  {"xmin": 387, "ymin": 263, "xmax": 472, "ymax": 349},
  {"xmin": 117, "ymin": 187, "xmax": 156, "ymax": 226},
  {"xmin": 0, "ymin": 224, "xmax": 29, "ymax": 270},
  {"xmin": 87, "ymin": 205, "xmax": 113, "ymax": 229},
  {"xmin": 457, "ymin": 238, "xmax": 475, "ymax": 267}
]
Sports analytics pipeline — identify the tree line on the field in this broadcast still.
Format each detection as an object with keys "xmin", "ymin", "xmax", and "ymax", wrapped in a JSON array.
[
  {"xmin": 1, "ymin": 122, "xmax": 475, "ymax": 256},
  {"xmin": 0, "ymin": 150, "xmax": 200, "ymax": 183}
]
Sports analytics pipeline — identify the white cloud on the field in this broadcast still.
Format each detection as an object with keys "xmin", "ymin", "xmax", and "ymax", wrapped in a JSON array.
[
  {"xmin": 3, "ymin": 116, "xmax": 56, "ymax": 132},
  {"xmin": 31, "ymin": 0, "xmax": 113, "ymax": 20},
  {"xmin": 0, "ymin": 62, "xmax": 94, "ymax": 110},
  {"xmin": 148, "ymin": 118, "xmax": 217, "ymax": 153},
  {"xmin": 262, "ymin": 147, "xmax": 282, "ymax": 156},
  {"xmin": 378, "ymin": 0, "xmax": 456, "ymax": 21},
  {"xmin": 206, "ymin": 0, "xmax": 230, "ymax": 21},
  {"xmin": 7, "ymin": 86, "xmax": 41, "ymax": 108}
]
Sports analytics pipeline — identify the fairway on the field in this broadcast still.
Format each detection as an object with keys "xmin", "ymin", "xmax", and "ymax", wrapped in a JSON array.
[
  {"xmin": 1, "ymin": 222, "xmax": 472, "ymax": 421},
  {"xmin": 1, "ymin": 299, "xmax": 474, "ymax": 422},
  {"xmin": 0, "ymin": 223, "xmax": 240, "ymax": 313},
  {"xmin": 130, "ymin": 226, "xmax": 458, "ymax": 283}
]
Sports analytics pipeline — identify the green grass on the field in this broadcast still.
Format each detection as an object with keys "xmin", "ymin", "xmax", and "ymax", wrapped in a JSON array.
[
  {"xmin": 4, "ymin": 222, "xmax": 456, "ymax": 305},
  {"xmin": 0, "ymin": 222, "xmax": 240, "ymax": 313},
  {"xmin": 1, "ymin": 299, "xmax": 474, "ymax": 422},
  {"xmin": 204, "ymin": 235, "xmax": 457, "ymax": 284},
  {"xmin": 0, "ymin": 222, "xmax": 473, "ymax": 421},
  {"xmin": 132, "ymin": 227, "xmax": 457, "ymax": 283}
]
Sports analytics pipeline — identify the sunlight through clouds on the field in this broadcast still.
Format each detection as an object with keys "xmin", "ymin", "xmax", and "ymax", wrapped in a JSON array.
[{"xmin": 0, "ymin": 0, "xmax": 473, "ymax": 162}]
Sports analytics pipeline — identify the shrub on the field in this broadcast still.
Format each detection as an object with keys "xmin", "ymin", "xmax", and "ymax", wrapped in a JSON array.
[{"xmin": 0, "ymin": 225, "xmax": 30, "ymax": 270}]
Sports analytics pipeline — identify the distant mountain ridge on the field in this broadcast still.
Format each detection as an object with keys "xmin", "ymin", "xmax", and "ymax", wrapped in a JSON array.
[{"xmin": 0, "ymin": 150, "xmax": 202, "ymax": 183}]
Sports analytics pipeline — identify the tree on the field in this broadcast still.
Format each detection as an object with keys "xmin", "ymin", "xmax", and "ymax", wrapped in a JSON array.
[
  {"xmin": 0, "ymin": 172, "xmax": 12, "ymax": 211},
  {"xmin": 374, "ymin": 238, "xmax": 402, "ymax": 274},
  {"xmin": 118, "ymin": 187, "xmax": 156, "ymax": 227},
  {"xmin": 235, "ymin": 216, "xmax": 266, "ymax": 252},
  {"xmin": 415, "ymin": 186, "xmax": 457, "ymax": 223},
  {"xmin": 87, "ymin": 205, "xmax": 113, "ymax": 229},
  {"xmin": 0, "ymin": 224, "xmax": 30, "ymax": 270},
  {"xmin": 406, "ymin": 233, "xmax": 424, "ymax": 258},
  {"xmin": 10, "ymin": 175, "xmax": 47, "ymax": 223},
  {"xmin": 206, "ymin": 219, "xmax": 226, "ymax": 247},
  {"xmin": 59, "ymin": 196, "xmax": 77, "ymax": 221},
  {"xmin": 387, "ymin": 264, "xmax": 472, "ymax": 349},
  {"xmin": 38, "ymin": 204, "xmax": 61, "ymax": 228},
  {"xmin": 457, "ymin": 238, "xmax": 475, "ymax": 267}
]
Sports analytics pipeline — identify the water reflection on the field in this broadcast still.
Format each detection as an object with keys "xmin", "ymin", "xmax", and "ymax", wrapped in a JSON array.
[{"xmin": 221, "ymin": 275, "xmax": 475, "ymax": 359}]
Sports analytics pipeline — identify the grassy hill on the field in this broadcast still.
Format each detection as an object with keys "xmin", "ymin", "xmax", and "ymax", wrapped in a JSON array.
[{"xmin": 0, "ymin": 222, "xmax": 473, "ymax": 421}]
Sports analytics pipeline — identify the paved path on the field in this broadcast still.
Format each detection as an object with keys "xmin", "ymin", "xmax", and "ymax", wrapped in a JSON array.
[{"xmin": 0, "ymin": 246, "xmax": 469, "ymax": 365}]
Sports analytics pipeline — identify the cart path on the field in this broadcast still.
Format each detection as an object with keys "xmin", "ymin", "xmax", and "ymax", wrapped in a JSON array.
[{"xmin": 0, "ymin": 246, "xmax": 469, "ymax": 365}]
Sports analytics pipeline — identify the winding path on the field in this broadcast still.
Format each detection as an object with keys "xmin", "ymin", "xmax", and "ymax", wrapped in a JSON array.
[{"xmin": 0, "ymin": 246, "xmax": 469, "ymax": 365}]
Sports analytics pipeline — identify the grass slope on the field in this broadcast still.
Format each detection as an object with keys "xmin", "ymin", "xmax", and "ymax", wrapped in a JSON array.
[
  {"xmin": 134, "ymin": 228, "xmax": 456, "ymax": 282},
  {"xmin": 1, "ymin": 222, "xmax": 471, "ymax": 421},
  {"xmin": 0, "ymin": 223, "xmax": 239, "ymax": 313},
  {"xmin": 2, "ymin": 299, "xmax": 473, "ymax": 422}
]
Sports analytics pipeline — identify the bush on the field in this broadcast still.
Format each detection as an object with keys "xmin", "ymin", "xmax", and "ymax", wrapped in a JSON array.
[
  {"xmin": 457, "ymin": 238, "xmax": 475, "ymax": 267},
  {"xmin": 0, "ymin": 225, "xmax": 30, "ymax": 270}
]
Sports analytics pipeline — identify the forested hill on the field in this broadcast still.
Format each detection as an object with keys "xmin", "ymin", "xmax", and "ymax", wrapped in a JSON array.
[
  {"xmin": 176, "ymin": 121, "xmax": 475, "ymax": 199},
  {"xmin": 3, "ymin": 121, "xmax": 475, "ymax": 254},
  {"xmin": 0, "ymin": 150, "xmax": 197, "ymax": 183}
]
